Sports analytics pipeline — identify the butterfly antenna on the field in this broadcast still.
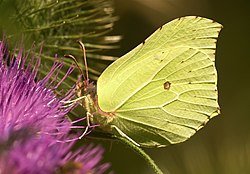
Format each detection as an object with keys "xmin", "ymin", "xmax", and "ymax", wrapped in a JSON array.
[
  {"xmin": 64, "ymin": 54, "xmax": 86, "ymax": 82},
  {"xmin": 78, "ymin": 41, "xmax": 89, "ymax": 85}
]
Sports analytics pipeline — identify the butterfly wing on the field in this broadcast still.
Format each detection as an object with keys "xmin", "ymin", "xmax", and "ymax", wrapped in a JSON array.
[{"xmin": 97, "ymin": 16, "xmax": 222, "ymax": 147}]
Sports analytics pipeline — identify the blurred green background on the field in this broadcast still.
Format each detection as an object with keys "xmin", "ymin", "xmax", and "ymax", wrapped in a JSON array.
[
  {"xmin": 0, "ymin": 0, "xmax": 249, "ymax": 173},
  {"xmin": 103, "ymin": 0, "xmax": 250, "ymax": 173}
]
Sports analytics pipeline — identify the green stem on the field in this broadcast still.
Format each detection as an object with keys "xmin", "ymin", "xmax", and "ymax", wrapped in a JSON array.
[{"xmin": 116, "ymin": 136, "xmax": 164, "ymax": 174}]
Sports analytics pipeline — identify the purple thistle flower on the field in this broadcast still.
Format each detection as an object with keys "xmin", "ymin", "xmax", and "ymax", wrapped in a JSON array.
[
  {"xmin": 0, "ymin": 40, "xmax": 111, "ymax": 174},
  {"xmin": 0, "ymin": 134, "xmax": 111, "ymax": 174},
  {"xmin": 0, "ymin": 135, "xmax": 65, "ymax": 174},
  {"xmin": 0, "ymin": 41, "xmax": 75, "ymax": 140},
  {"xmin": 63, "ymin": 144, "xmax": 111, "ymax": 174}
]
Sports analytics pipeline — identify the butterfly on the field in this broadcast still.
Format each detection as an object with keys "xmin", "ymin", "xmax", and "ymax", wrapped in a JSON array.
[{"xmin": 70, "ymin": 16, "xmax": 222, "ymax": 148}]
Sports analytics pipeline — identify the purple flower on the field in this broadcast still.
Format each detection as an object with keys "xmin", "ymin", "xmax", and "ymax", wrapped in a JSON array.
[
  {"xmin": 63, "ymin": 144, "xmax": 111, "ymax": 174},
  {"xmin": 0, "ymin": 40, "xmax": 111, "ymax": 174},
  {"xmin": 0, "ymin": 135, "xmax": 64, "ymax": 174},
  {"xmin": 0, "ymin": 135, "xmax": 110, "ymax": 174},
  {"xmin": 0, "ymin": 41, "xmax": 75, "ymax": 140}
]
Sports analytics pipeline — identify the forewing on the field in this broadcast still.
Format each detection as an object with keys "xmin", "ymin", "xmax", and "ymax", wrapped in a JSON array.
[{"xmin": 97, "ymin": 16, "xmax": 222, "ymax": 147}]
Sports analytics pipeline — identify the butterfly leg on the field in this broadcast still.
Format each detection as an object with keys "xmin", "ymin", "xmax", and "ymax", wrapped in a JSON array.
[
  {"xmin": 78, "ymin": 112, "xmax": 92, "ymax": 139},
  {"xmin": 111, "ymin": 125, "xmax": 140, "ymax": 147},
  {"xmin": 62, "ymin": 96, "xmax": 87, "ymax": 108}
]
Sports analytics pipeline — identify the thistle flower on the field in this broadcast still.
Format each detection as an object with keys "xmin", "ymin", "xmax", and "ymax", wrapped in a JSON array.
[
  {"xmin": 0, "ymin": 135, "xmax": 111, "ymax": 174},
  {"xmin": 0, "ymin": 40, "xmax": 111, "ymax": 174},
  {"xmin": 0, "ymin": 41, "xmax": 75, "ymax": 140},
  {"xmin": 62, "ymin": 144, "xmax": 111, "ymax": 174}
]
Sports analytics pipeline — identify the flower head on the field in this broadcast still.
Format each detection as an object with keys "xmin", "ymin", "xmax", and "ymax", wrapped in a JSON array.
[
  {"xmin": 0, "ymin": 134, "xmax": 111, "ymax": 174},
  {"xmin": 0, "ymin": 41, "xmax": 75, "ymax": 140},
  {"xmin": 62, "ymin": 144, "xmax": 111, "ymax": 174},
  {"xmin": 0, "ymin": 40, "xmax": 111, "ymax": 174}
]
